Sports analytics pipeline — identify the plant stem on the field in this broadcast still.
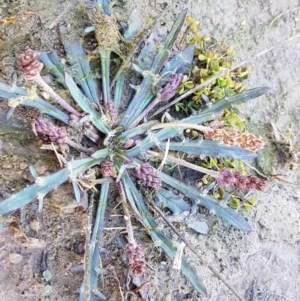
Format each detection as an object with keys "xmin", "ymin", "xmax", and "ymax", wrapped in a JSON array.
[
  {"xmin": 118, "ymin": 182, "xmax": 136, "ymax": 244},
  {"xmin": 34, "ymin": 74, "xmax": 81, "ymax": 117},
  {"xmin": 147, "ymin": 150, "xmax": 220, "ymax": 178},
  {"xmin": 65, "ymin": 137, "xmax": 95, "ymax": 154},
  {"xmin": 128, "ymin": 97, "xmax": 160, "ymax": 130},
  {"xmin": 100, "ymin": 50, "xmax": 111, "ymax": 105}
]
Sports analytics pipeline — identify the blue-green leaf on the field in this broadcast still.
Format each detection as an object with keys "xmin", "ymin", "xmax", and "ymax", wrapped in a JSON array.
[
  {"xmin": 64, "ymin": 73, "xmax": 109, "ymax": 134},
  {"xmin": 200, "ymin": 87, "xmax": 270, "ymax": 114},
  {"xmin": 63, "ymin": 39, "xmax": 99, "ymax": 104},
  {"xmin": 164, "ymin": 140, "xmax": 256, "ymax": 160},
  {"xmin": 156, "ymin": 188, "xmax": 191, "ymax": 214},
  {"xmin": 122, "ymin": 172, "xmax": 208, "ymax": 296},
  {"xmin": 157, "ymin": 171, "xmax": 252, "ymax": 232}
]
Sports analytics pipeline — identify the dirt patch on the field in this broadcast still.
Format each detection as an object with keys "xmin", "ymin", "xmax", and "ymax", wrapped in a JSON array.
[{"xmin": 0, "ymin": 1, "xmax": 300, "ymax": 301}]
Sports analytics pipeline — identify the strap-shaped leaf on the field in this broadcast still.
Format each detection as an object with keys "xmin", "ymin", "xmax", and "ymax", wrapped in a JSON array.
[
  {"xmin": 113, "ymin": 71, "xmax": 125, "ymax": 112},
  {"xmin": 160, "ymin": 45, "xmax": 195, "ymax": 84},
  {"xmin": 63, "ymin": 39, "xmax": 99, "ymax": 104},
  {"xmin": 0, "ymin": 82, "xmax": 69, "ymax": 124},
  {"xmin": 123, "ymin": 9, "xmax": 142, "ymax": 41},
  {"xmin": 79, "ymin": 183, "xmax": 109, "ymax": 301},
  {"xmin": 64, "ymin": 73, "xmax": 109, "ymax": 134},
  {"xmin": 0, "ymin": 151, "xmax": 108, "ymax": 216},
  {"xmin": 163, "ymin": 140, "xmax": 256, "ymax": 160},
  {"xmin": 38, "ymin": 52, "xmax": 66, "ymax": 87},
  {"xmin": 156, "ymin": 188, "xmax": 191, "ymax": 214},
  {"xmin": 120, "ymin": 9, "xmax": 188, "ymax": 128},
  {"xmin": 126, "ymin": 112, "xmax": 222, "ymax": 158},
  {"xmin": 122, "ymin": 172, "xmax": 208, "ymax": 296},
  {"xmin": 157, "ymin": 171, "xmax": 252, "ymax": 232},
  {"xmin": 117, "ymin": 120, "xmax": 157, "ymax": 142},
  {"xmin": 0, "ymin": 149, "xmax": 109, "ymax": 216},
  {"xmin": 200, "ymin": 87, "xmax": 270, "ymax": 114}
]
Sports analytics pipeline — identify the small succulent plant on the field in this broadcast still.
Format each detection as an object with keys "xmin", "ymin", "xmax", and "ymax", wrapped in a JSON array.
[{"xmin": 0, "ymin": 3, "xmax": 269, "ymax": 300}]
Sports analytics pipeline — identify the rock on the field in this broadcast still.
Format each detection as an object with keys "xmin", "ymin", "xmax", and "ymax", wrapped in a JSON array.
[
  {"xmin": 30, "ymin": 219, "xmax": 41, "ymax": 233},
  {"xmin": 9, "ymin": 253, "xmax": 23, "ymax": 264},
  {"xmin": 19, "ymin": 162, "xmax": 28, "ymax": 170}
]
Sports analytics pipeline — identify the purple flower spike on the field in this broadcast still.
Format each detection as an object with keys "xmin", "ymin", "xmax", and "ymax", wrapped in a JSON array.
[
  {"xmin": 135, "ymin": 162, "xmax": 161, "ymax": 189},
  {"xmin": 217, "ymin": 168, "xmax": 267, "ymax": 191},
  {"xmin": 105, "ymin": 101, "xmax": 117, "ymax": 127},
  {"xmin": 126, "ymin": 243, "xmax": 147, "ymax": 277},
  {"xmin": 35, "ymin": 117, "xmax": 67, "ymax": 144},
  {"xmin": 160, "ymin": 73, "xmax": 183, "ymax": 102},
  {"xmin": 100, "ymin": 160, "xmax": 116, "ymax": 177}
]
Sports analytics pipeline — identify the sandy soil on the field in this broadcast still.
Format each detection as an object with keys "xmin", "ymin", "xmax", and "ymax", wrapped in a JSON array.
[{"xmin": 0, "ymin": 0, "xmax": 299, "ymax": 300}]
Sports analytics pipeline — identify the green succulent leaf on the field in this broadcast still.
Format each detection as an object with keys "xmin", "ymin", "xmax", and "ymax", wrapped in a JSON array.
[
  {"xmin": 0, "ymin": 82, "xmax": 69, "ymax": 124},
  {"xmin": 79, "ymin": 183, "xmax": 109, "ymax": 301},
  {"xmin": 0, "ymin": 156, "xmax": 106, "ymax": 216},
  {"xmin": 38, "ymin": 51, "xmax": 66, "ymax": 87}
]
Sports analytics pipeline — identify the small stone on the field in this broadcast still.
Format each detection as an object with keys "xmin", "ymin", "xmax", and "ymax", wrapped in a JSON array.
[
  {"xmin": 9, "ymin": 253, "xmax": 23, "ymax": 264},
  {"xmin": 20, "ymin": 162, "xmax": 28, "ymax": 170},
  {"xmin": 30, "ymin": 219, "xmax": 40, "ymax": 233},
  {"xmin": 293, "ymin": 189, "xmax": 300, "ymax": 200}
]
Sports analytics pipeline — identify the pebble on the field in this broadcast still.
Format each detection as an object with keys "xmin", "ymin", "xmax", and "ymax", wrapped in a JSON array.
[
  {"xmin": 19, "ymin": 162, "xmax": 28, "ymax": 170},
  {"xmin": 293, "ymin": 189, "xmax": 300, "ymax": 200},
  {"xmin": 30, "ymin": 219, "xmax": 41, "ymax": 233},
  {"xmin": 9, "ymin": 253, "xmax": 23, "ymax": 264}
]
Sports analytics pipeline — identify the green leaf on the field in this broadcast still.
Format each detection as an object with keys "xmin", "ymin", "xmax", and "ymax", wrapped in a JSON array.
[
  {"xmin": 41, "ymin": 285, "xmax": 52, "ymax": 297},
  {"xmin": 43, "ymin": 270, "xmax": 52, "ymax": 282},
  {"xmin": 62, "ymin": 39, "xmax": 99, "ymax": 104}
]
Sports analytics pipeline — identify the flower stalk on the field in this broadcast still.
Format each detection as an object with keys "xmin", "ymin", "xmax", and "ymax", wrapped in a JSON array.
[
  {"xmin": 19, "ymin": 49, "xmax": 81, "ymax": 117},
  {"xmin": 128, "ymin": 74, "xmax": 183, "ymax": 129},
  {"xmin": 118, "ymin": 182, "xmax": 147, "ymax": 277},
  {"xmin": 148, "ymin": 150, "xmax": 267, "ymax": 191}
]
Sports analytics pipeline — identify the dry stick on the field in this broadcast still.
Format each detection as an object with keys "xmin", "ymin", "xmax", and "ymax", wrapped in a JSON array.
[
  {"xmin": 149, "ymin": 200, "xmax": 247, "ymax": 301},
  {"xmin": 65, "ymin": 137, "xmax": 95, "ymax": 154},
  {"xmin": 47, "ymin": 1, "xmax": 73, "ymax": 29},
  {"xmin": 83, "ymin": 193, "xmax": 94, "ymax": 301},
  {"xmin": 118, "ymin": 182, "xmax": 136, "ymax": 244},
  {"xmin": 158, "ymin": 138, "xmax": 170, "ymax": 171},
  {"xmin": 151, "ymin": 122, "xmax": 213, "ymax": 133},
  {"xmin": 150, "ymin": 32, "xmax": 300, "ymax": 118},
  {"xmin": 148, "ymin": 150, "xmax": 219, "ymax": 178}
]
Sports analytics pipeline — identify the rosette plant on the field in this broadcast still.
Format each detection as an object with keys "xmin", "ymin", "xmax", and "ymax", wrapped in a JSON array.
[{"xmin": 0, "ymin": 2, "xmax": 269, "ymax": 299}]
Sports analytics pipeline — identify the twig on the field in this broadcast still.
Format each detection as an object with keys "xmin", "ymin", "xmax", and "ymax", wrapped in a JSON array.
[
  {"xmin": 151, "ymin": 122, "xmax": 212, "ymax": 133},
  {"xmin": 118, "ymin": 182, "xmax": 136, "ymax": 244},
  {"xmin": 158, "ymin": 138, "xmax": 170, "ymax": 171},
  {"xmin": 83, "ymin": 193, "xmax": 94, "ymax": 301},
  {"xmin": 47, "ymin": 1, "xmax": 73, "ymax": 29},
  {"xmin": 149, "ymin": 200, "xmax": 247, "ymax": 301},
  {"xmin": 147, "ymin": 150, "xmax": 220, "ymax": 178}
]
